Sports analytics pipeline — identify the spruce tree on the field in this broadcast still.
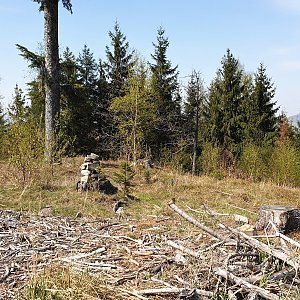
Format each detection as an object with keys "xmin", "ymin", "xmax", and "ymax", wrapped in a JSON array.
[
  {"xmin": 16, "ymin": 44, "xmax": 46, "ymax": 126},
  {"xmin": 149, "ymin": 27, "xmax": 180, "ymax": 155},
  {"xmin": 93, "ymin": 59, "xmax": 112, "ymax": 157},
  {"xmin": 60, "ymin": 47, "xmax": 81, "ymax": 152},
  {"xmin": 0, "ymin": 102, "xmax": 5, "ymax": 127},
  {"xmin": 8, "ymin": 85, "xmax": 29, "ymax": 123},
  {"xmin": 0, "ymin": 101, "xmax": 7, "ymax": 158},
  {"xmin": 184, "ymin": 70, "xmax": 206, "ymax": 174},
  {"xmin": 74, "ymin": 44, "xmax": 99, "ymax": 153},
  {"xmin": 105, "ymin": 22, "xmax": 134, "ymax": 100},
  {"xmin": 104, "ymin": 22, "xmax": 135, "ymax": 157},
  {"xmin": 205, "ymin": 49, "xmax": 245, "ymax": 166},
  {"xmin": 249, "ymin": 63, "xmax": 278, "ymax": 145},
  {"xmin": 27, "ymin": 79, "xmax": 45, "ymax": 127}
]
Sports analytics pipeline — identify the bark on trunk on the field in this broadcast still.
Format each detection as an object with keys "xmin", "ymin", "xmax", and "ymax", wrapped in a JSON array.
[
  {"xmin": 44, "ymin": 0, "xmax": 60, "ymax": 162},
  {"xmin": 255, "ymin": 205, "xmax": 300, "ymax": 233}
]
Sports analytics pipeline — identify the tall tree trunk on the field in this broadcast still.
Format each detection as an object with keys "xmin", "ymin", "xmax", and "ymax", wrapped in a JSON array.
[
  {"xmin": 192, "ymin": 105, "xmax": 199, "ymax": 175},
  {"xmin": 44, "ymin": 0, "xmax": 60, "ymax": 162}
]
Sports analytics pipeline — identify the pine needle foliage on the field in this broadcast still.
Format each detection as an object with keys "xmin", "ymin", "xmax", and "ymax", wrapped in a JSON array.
[{"xmin": 113, "ymin": 162, "xmax": 135, "ymax": 196}]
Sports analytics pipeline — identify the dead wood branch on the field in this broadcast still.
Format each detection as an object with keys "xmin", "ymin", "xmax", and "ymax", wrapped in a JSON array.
[
  {"xmin": 0, "ymin": 266, "xmax": 12, "ymax": 283},
  {"xmin": 60, "ymin": 247, "xmax": 106, "ymax": 262},
  {"xmin": 215, "ymin": 268, "xmax": 280, "ymax": 300},
  {"xmin": 268, "ymin": 221, "xmax": 300, "ymax": 249},
  {"xmin": 168, "ymin": 199, "xmax": 226, "ymax": 241},
  {"xmin": 166, "ymin": 240, "xmax": 201, "ymax": 258},
  {"xmin": 219, "ymin": 224, "xmax": 300, "ymax": 270}
]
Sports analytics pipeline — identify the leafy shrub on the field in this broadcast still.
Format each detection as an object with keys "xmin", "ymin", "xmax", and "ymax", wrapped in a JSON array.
[
  {"xmin": 199, "ymin": 143, "xmax": 224, "ymax": 179},
  {"xmin": 7, "ymin": 120, "xmax": 44, "ymax": 184},
  {"xmin": 268, "ymin": 142, "xmax": 300, "ymax": 186},
  {"xmin": 113, "ymin": 162, "xmax": 135, "ymax": 196},
  {"xmin": 238, "ymin": 143, "xmax": 267, "ymax": 180}
]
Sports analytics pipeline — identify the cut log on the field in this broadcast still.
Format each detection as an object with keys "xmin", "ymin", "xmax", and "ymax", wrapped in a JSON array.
[{"xmin": 255, "ymin": 205, "xmax": 300, "ymax": 233}]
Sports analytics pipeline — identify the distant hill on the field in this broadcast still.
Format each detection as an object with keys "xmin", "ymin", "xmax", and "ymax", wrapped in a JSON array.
[{"xmin": 288, "ymin": 113, "xmax": 300, "ymax": 125}]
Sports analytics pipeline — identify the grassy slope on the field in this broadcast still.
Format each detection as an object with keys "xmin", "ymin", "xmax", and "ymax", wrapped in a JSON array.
[
  {"xmin": 1, "ymin": 157, "xmax": 300, "ymax": 223},
  {"xmin": 2, "ymin": 157, "xmax": 300, "ymax": 299}
]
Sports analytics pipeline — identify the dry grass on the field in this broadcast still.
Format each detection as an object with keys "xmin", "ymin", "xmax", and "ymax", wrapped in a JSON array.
[
  {"xmin": 1, "ymin": 156, "xmax": 300, "ymax": 224},
  {"xmin": 1, "ymin": 157, "xmax": 300, "ymax": 299}
]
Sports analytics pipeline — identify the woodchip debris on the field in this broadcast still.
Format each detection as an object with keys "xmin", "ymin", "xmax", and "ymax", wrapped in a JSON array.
[{"xmin": 1, "ymin": 201, "xmax": 300, "ymax": 299}]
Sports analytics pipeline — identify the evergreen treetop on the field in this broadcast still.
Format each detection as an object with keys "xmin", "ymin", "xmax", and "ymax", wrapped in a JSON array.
[{"xmin": 105, "ymin": 22, "xmax": 134, "ymax": 99}]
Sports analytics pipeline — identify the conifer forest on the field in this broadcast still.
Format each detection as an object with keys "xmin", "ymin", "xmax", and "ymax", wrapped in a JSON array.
[{"xmin": 2, "ymin": 18, "xmax": 300, "ymax": 184}]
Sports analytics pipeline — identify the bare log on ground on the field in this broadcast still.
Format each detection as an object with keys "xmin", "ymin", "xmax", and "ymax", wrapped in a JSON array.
[
  {"xmin": 256, "ymin": 206, "xmax": 300, "ymax": 233},
  {"xmin": 215, "ymin": 268, "xmax": 280, "ymax": 300},
  {"xmin": 219, "ymin": 224, "xmax": 300, "ymax": 270},
  {"xmin": 168, "ymin": 199, "xmax": 226, "ymax": 241}
]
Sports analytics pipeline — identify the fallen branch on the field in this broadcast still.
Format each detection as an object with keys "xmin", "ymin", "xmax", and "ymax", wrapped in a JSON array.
[
  {"xmin": 169, "ymin": 199, "xmax": 226, "ymax": 241},
  {"xmin": 269, "ymin": 221, "xmax": 300, "ymax": 249},
  {"xmin": 215, "ymin": 267, "xmax": 279, "ymax": 300},
  {"xmin": 219, "ymin": 224, "xmax": 300, "ymax": 270},
  {"xmin": 60, "ymin": 246, "xmax": 106, "ymax": 263},
  {"xmin": 225, "ymin": 203, "xmax": 257, "ymax": 215},
  {"xmin": 166, "ymin": 240, "xmax": 201, "ymax": 258}
]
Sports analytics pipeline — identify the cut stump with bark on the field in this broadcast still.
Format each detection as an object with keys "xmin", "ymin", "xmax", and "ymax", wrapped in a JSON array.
[{"xmin": 255, "ymin": 205, "xmax": 300, "ymax": 233}]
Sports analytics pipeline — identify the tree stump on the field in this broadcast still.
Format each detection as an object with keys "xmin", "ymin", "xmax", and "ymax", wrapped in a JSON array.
[{"xmin": 255, "ymin": 205, "xmax": 300, "ymax": 233}]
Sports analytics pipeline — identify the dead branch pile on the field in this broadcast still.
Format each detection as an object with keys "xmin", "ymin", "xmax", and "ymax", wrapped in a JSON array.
[{"xmin": 1, "ymin": 201, "xmax": 300, "ymax": 299}]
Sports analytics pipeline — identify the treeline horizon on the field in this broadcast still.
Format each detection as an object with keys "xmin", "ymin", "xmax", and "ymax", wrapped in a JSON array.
[{"xmin": 1, "ymin": 22, "xmax": 300, "ymax": 186}]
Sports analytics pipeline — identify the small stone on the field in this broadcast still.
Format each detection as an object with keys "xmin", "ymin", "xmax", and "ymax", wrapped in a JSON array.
[{"xmin": 39, "ymin": 207, "xmax": 53, "ymax": 217}]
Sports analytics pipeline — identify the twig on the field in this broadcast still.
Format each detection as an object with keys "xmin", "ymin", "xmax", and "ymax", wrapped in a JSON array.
[
  {"xmin": 225, "ymin": 203, "xmax": 257, "ymax": 215},
  {"xmin": 119, "ymin": 288, "xmax": 149, "ymax": 300},
  {"xmin": 215, "ymin": 190, "xmax": 233, "ymax": 196}
]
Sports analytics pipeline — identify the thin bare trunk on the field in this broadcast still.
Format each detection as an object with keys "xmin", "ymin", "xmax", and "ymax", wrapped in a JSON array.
[
  {"xmin": 191, "ymin": 105, "xmax": 199, "ymax": 175},
  {"xmin": 132, "ymin": 89, "xmax": 138, "ymax": 164},
  {"xmin": 44, "ymin": 0, "xmax": 60, "ymax": 162}
]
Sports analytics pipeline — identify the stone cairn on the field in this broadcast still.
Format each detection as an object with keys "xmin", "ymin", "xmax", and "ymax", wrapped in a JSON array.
[{"xmin": 77, "ymin": 153, "xmax": 117, "ymax": 194}]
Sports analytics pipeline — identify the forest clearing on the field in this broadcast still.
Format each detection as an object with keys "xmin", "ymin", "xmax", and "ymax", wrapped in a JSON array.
[
  {"xmin": 1, "ymin": 158, "xmax": 300, "ymax": 299},
  {"xmin": 1, "ymin": 1, "xmax": 300, "ymax": 299}
]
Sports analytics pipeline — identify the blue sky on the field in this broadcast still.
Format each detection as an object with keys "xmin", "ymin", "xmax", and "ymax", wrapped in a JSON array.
[{"xmin": 0, "ymin": 0, "xmax": 300, "ymax": 115}]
